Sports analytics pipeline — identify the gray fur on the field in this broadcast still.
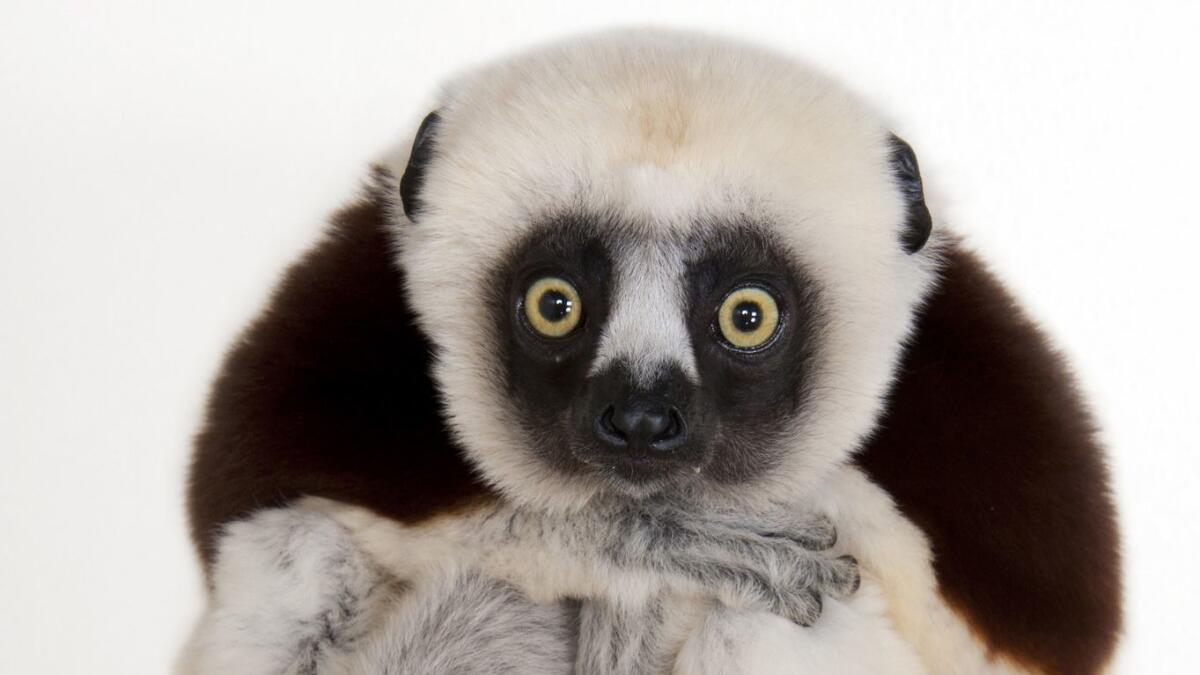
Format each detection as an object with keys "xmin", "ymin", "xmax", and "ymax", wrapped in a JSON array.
[
  {"xmin": 575, "ymin": 593, "xmax": 690, "ymax": 674},
  {"xmin": 183, "ymin": 499, "xmax": 855, "ymax": 673},
  {"xmin": 183, "ymin": 508, "xmax": 579, "ymax": 675},
  {"xmin": 182, "ymin": 508, "xmax": 397, "ymax": 674},
  {"xmin": 330, "ymin": 567, "xmax": 577, "ymax": 675},
  {"xmin": 470, "ymin": 497, "xmax": 859, "ymax": 627}
]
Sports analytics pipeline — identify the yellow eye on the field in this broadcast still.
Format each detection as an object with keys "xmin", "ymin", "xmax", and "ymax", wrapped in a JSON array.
[
  {"xmin": 523, "ymin": 277, "xmax": 583, "ymax": 338},
  {"xmin": 717, "ymin": 286, "xmax": 781, "ymax": 350}
]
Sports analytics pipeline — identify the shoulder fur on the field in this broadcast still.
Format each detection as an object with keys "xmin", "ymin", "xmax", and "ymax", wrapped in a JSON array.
[
  {"xmin": 187, "ymin": 179, "xmax": 491, "ymax": 572},
  {"xmin": 857, "ymin": 242, "xmax": 1122, "ymax": 674}
]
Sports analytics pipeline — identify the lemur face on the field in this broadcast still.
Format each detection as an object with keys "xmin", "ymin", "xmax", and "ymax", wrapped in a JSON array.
[
  {"xmin": 392, "ymin": 32, "xmax": 938, "ymax": 510},
  {"xmin": 481, "ymin": 215, "xmax": 827, "ymax": 499}
]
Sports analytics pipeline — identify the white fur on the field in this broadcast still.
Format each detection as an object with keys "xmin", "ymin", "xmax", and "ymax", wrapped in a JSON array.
[
  {"xmin": 592, "ymin": 235, "xmax": 700, "ymax": 384},
  {"xmin": 327, "ymin": 564, "xmax": 575, "ymax": 674},
  {"xmin": 178, "ymin": 508, "xmax": 397, "ymax": 675},
  {"xmin": 591, "ymin": 239, "xmax": 699, "ymax": 386},
  {"xmin": 180, "ymin": 507, "xmax": 576, "ymax": 675},
  {"xmin": 811, "ymin": 465, "xmax": 1030, "ymax": 674},
  {"xmin": 674, "ymin": 581, "xmax": 926, "ymax": 675},
  {"xmin": 383, "ymin": 28, "xmax": 941, "ymax": 514}
]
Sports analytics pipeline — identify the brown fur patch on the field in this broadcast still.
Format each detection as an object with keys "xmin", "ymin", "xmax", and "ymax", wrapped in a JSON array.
[
  {"xmin": 857, "ymin": 243, "xmax": 1122, "ymax": 674},
  {"xmin": 187, "ymin": 184, "xmax": 490, "ymax": 572}
]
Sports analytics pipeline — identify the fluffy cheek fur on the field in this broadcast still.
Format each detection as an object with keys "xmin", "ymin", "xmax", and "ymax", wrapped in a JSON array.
[
  {"xmin": 387, "ymin": 184, "xmax": 604, "ymax": 511},
  {"xmin": 756, "ymin": 231, "xmax": 941, "ymax": 502}
]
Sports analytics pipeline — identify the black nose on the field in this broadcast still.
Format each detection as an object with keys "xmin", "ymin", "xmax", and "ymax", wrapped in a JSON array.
[{"xmin": 596, "ymin": 399, "xmax": 687, "ymax": 451}]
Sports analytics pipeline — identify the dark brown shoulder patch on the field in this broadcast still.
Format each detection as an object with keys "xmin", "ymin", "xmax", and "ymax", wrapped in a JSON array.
[
  {"xmin": 187, "ymin": 182, "xmax": 489, "ymax": 573},
  {"xmin": 857, "ymin": 242, "xmax": 1122, "ymax": 674}
]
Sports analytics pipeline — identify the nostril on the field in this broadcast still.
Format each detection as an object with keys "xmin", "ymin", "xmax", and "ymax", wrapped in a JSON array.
[
  {"xmin": 595, "ymin": 405, "xmax": 628, "ymax": 447},
  {"xmin": 655, "ymin": 407, "xmax": 683, "ymax": 440},
  {"xmin": 650, "ymin": 407, "xmax": 687, "ymax": 450}
]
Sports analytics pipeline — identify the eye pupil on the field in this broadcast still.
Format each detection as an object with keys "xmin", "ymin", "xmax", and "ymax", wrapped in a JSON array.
[
  {"xmin": 538, "ymin": 290, "xmax": 573, "ymax": 322},
  {"xmin": 716, "ymin": 286, "xmax": 780, "ymax": 351},
  {"xmin": 524, "ymin": 277, "xmax": 583, "ymax": 338},
  {"xmin": 731, "ymin": 301, "xmax": 761, "ymax": 333}
]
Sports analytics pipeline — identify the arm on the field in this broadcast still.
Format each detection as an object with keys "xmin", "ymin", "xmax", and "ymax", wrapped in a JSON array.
[
  {"xmin": 179, "ymin": 506, "xmax": 576, "ymax": 675},
  {"xmin": 181, "ymin": 497, "xmax": 860, "ymax": 675},
  {"xmin": 312, "ymin": 496, "xmax": 859, "ymax": 628}
]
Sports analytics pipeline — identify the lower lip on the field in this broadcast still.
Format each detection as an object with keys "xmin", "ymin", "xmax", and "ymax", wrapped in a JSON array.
[{"xmin": 602, "ymin": 456, "xmax": 691, "ymax": 482}]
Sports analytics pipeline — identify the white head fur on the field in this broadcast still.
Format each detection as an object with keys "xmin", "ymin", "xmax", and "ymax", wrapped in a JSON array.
[{"xmin": 381, "ymin": 29, "xmax": 941, "ymax": 514}]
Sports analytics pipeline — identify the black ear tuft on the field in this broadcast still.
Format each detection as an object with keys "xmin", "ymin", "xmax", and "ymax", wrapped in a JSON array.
[
  {"xmin": 888, "ymin": 134, "xmax": 933, "ymax": 254},
  {"xmin": 399, "ymin": 111, "xmax": 442, "ymax": 221}
]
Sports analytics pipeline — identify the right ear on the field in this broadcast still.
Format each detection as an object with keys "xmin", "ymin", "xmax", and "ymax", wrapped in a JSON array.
[
  {"xmin": 398, "ymin": 111, "xmax": 443, "ymax": 221},
  {"xmin": 887, "ymin": 134, "xmax": 933, "ymax": 254}
]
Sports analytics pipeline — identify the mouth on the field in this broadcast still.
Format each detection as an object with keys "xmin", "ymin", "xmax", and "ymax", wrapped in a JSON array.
[{"xmin": 572, "ymin": 442, "xmax": 708, "ymax": 495}]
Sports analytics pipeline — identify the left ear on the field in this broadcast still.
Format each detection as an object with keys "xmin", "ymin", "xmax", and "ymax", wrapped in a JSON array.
[
  {"xmin": 398, "ymin": 111, "xmax": 443, "ymax": 221},
  {"xmin": 888, "ymin": 134, "xmax": 933, "ymax": 254}
]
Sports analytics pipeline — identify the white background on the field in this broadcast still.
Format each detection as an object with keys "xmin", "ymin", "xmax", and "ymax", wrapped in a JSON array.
[{"xmin": 2, "ymin": 1, "xmax": 1197, "ymax": 672}]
